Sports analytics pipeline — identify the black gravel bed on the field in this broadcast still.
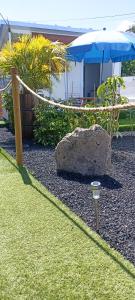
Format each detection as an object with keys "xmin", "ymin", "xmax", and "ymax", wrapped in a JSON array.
[{"xmin": 0, "ymin": 127, "xmax": 135, "ymax": 264}]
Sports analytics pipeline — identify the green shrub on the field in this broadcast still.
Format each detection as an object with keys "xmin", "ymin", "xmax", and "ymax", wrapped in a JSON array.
[
  {"xmin": 33, "ymin": 76, "xmax": 133, "ymax": 146},
  {"xmin": 33, "ymin": 103, "xmax": 97, "ymax": 146},
  {"xmin": 33, "ymin": 101, "xmax": 122, "ymax": 146}
]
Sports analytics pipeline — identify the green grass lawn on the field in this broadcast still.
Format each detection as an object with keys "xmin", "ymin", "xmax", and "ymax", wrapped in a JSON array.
[
  {"xmin": 0, "ymin": 148, "xmax": 134, "ymax": 300},
  {"xmin": 119, "ymin": 110, "xmax": 135, "ymax": 131},
  {"xmin": 119, "ymin": 120, "xmax": 135, "ymax": 131}
]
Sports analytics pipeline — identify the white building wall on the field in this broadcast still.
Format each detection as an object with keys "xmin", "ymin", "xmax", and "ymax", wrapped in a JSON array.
[
  {"xmin": 42, "ymin": 61, "xmax": 83, "ymax": 100},
  {"xmin": 112, "ymin": 62, "xmax": 121, "ymax": 76},
  {"xmin": 51, "ymin": 74, "xmax": 66, "ymax": 100},
  {"xmin": 101, "ymin": 62, "xmax": 121, "ymax": 82},
  {"xmin": 102, "ymin": 61, "xmax": 112, "ymax": 81},
  {"xmin": 65, "ymin": 61, "xmax": 83, "ymax": 98},
  {"xmin": 41, "ymin": 61, "xmax": 121, "ymax": 100},
  {"xmin": 121, "ymin": 76, "xmax": 135, "ymax": 101}
]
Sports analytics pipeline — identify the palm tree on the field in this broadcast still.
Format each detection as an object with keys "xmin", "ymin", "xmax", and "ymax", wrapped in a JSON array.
[
  {"xmin": 0, "ymin": 35, "xmax": 67, "ymax": 91},
  {"xmin": 128, "ymin": 25, "xmax": 135, "ymax": 33},
  {"xmin": 0, "ymin": 35, "xmax": 68, "ymax": 136}
]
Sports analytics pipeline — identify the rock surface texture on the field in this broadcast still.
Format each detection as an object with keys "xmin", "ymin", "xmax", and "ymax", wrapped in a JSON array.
[{"xmin": 55, "ymin": 125, "xmax": 111, "ymax": 176}]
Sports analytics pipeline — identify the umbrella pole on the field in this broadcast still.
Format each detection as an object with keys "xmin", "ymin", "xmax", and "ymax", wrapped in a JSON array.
[
  {"xmin": 112, "ymin": 62, "xmax": 115, "ymax": 76},
  {"xmin": 100, "ymin": 50, "xmax": 104, "ymax": 85}
]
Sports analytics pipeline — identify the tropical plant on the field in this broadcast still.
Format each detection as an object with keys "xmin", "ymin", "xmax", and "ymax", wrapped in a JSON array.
[
  {"xmin": 128, "ymin": 25, "xmax": 135, "ymax": 33},
  {"xmin": 0, "ymin": 35, "xmax": 67, "ymax": 91},
  {"xmin": 97, "ymin": 76, "xmax": 128, "ymax": 136}
]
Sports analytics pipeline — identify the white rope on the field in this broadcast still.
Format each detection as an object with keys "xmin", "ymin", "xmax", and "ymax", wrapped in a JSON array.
[
  {"xmin": 16, "ymin": 75, "xmax": 135, "ymax": 113},
  {"xmin": 0, "ymin": 80, "xmax": 12, "ymax": 93}
]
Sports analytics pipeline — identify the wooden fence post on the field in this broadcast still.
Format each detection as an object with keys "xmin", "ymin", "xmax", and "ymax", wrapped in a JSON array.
[{"xmin": 11, "ymin": 67, "xmax": 23, "ymax": 165}]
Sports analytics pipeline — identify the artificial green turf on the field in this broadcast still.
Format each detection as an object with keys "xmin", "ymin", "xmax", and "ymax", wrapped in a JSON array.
[{"xmin": 0, "ymin": 149, "xmax": 135, "ymax": 300}]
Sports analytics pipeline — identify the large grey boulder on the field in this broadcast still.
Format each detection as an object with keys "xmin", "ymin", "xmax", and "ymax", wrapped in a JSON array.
[{"xmin": 55, "ymin": 125, "xmax": 111, "ymax": 176}]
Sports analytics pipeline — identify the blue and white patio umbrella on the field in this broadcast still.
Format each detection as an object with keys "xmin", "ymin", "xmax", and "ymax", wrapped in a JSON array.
[{"xmin": 67, "ymin": 30, "xmax": 135, "ymax": 63}]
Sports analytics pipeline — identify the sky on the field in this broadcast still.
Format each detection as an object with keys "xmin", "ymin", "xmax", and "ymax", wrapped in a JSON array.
[{"xmin": 0, "ymin": 0, "xmax": 135, "ymax": 31}]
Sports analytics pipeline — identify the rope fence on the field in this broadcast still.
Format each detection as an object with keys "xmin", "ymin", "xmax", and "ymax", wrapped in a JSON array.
[
  {"xmin": 16, "ymin": 75, "xmax": 135, "ymax": 113},
  {"xmin": 0, "ymin": 80, "xmax": 12, "ymax": 118},
  {"xmin": 0, "ymin": 80, "xmax": 12, "ymax": 93},
  {"xmin": 5, "ymin": 67, "xmax": 135, "ymax": 167}
]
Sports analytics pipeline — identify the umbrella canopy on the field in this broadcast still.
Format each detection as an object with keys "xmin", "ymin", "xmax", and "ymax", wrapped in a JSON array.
[{"xmin": 67, "ymin": 30, "xmax": 135, "ymax": 63}]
